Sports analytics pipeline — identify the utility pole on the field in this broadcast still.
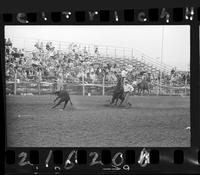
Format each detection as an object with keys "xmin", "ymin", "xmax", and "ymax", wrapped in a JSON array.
[
  {"xmin": 160, "ymin": 26, "xmax": 165, "ymax": 95},
  {"xmin": 161, "ymin": 26, "xmax": 164, "ymax": 66}
]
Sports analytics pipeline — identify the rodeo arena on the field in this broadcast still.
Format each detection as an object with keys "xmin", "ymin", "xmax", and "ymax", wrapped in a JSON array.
[{"xmin": 5, "ymin": 37, "xmax": 190, "ymax": 147}]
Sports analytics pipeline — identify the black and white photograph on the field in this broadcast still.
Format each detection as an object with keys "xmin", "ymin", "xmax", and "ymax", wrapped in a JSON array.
[{"xmin": 5, "ymin": 25, "xmax": 190, "ymax": 147}]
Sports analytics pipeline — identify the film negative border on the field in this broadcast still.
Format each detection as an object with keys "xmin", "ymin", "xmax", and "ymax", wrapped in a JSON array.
[
  {"xmin": 1, "ymin": 5, "xmax": 200, "ymax": 175},
  {"xmin": 0, "ymin": 7, "xmax": 199, "ymax": 24},
  {"xmin": 5, "ymin": 148, "xmax": 200, "ymax": 174}
]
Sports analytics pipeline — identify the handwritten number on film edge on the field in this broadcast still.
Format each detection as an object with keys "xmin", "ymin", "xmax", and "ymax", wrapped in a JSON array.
[
  {"xmin": 64, "ymin": 150, "xmax": 78, "ymax": 170},
  {"xmin": 100, "ymin": 152, "xmax": 130, "ymax": 171},
  {"xmin": 16, "ymin": 151, "xmax": 140, "ymax": 171},
  {"xmin": 18, "ymin": 152, "xmax": 39, "ymax": 174},
  {"xmin": 45, "ymin": 150, "xmax": 53, "ymax": 168},
  {"xmin": 89, "ymin": 152, "xmax": 103, "ymax": 166},
  {"xmin": 112, "ymin": 152, "xmax": 123, "ymax": 167},
  {"xmin": 34, "ymin": 166, "xmax": 39, "ymax": 175},
  {"xmin": 18, "ymin": 152, "xmax": 33, "ymax": 166},
  {"xmin": 54, "ymin": 166, "xmax": 61, "ymax": 174},
  {"xmin": 111, "ymin": 152, "xmax": 130, "ymax": 171}
]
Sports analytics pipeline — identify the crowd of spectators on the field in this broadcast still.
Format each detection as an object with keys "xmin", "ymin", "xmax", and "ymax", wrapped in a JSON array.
[{"xmin": 5, "ymin": 38, "xmax": 190, "ymax": 87}]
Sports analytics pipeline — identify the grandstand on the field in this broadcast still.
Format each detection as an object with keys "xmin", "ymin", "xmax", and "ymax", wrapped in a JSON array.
[
  {"xmin": 7, "ymin": 36, "xmax": 174, "ymax": 74},
  {"xmin": 5, "ymin": 37, "xmax": 190, "ymax": 96}
]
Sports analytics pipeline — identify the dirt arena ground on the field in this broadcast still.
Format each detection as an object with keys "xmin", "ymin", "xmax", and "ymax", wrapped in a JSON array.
[{"xmin": 6, "ymin": 95, "xmax": 190, "ymax": 147}]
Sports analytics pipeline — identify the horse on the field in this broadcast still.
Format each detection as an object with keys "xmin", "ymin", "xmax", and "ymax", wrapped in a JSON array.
[
  {"xmin": 52, "ymin": 90, "xmax": 73, "ymax": 110},
  {"xmin": 136, "ymin": 80, "xmax": 152, "ymax": 95},
  {"xmin": 110, "ymin": 74, "xmax": 125, "ymax": 105}
]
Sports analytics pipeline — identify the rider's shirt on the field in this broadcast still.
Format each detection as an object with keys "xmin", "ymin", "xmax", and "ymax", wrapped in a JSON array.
[
  {"xmin": 124, "ymin": 84, "xmax": 134, "ymax": 92},
  {"xmin": 132, "ymin": 81, "xmax": 137, "ymax": 87},
  {"xmin": 121, "ymin": 70, "xmax": 128, "ymax": 78},
  {"xmin": 142, "ymin": 74, "xmax": 146, "ymax": 80}
]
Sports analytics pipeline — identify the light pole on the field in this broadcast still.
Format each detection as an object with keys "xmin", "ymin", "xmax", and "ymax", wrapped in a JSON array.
[
  {"xmin": 161, "ymin": 26, "xmax": 164, "ymax": 66},
  {"xmin": 159, "ymin": 26, "xmax": 164, "ymax": 94}
]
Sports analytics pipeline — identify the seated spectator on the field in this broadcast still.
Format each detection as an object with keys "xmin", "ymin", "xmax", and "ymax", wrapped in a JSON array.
[
  {"xmin": 6, "ymin": 38, "xmax": 12, "ymax": 47},
  {"xmin": 90, "ymin": 72, "xmax": 97, "ymax": 83},
  {"xmin": 171, "ymin": 67, "xmax": 176, "ymax": 77},
  {"xmin": 46, "ymin": 42, "xmax": 55, "ymax": 51},
  {"xmin": 132, "ymin": 80, "xmax": 137, "ymax": 87},
  {"xmin": 121, "ymin": 68, "xmax": 128, "ymax": 78},
  {"xmin": 34, "ymin": 41, "xmax": 40, "ymax": 50}
]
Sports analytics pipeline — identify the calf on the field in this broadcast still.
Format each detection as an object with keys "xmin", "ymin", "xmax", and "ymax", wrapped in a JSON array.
[{"xmin": 52, "ymin": 90, "xmax": 73, "ymax": 110}]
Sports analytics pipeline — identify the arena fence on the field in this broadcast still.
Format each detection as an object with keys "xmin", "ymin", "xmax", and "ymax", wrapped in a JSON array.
[
  {"xmin": 6, "ymin": 76, "xmax": 190, "ymax": 96},
  {"xmin": 152, "ymin": 82, "xmax": 190, "ymax": 96},
  {"xmin": 6, "ymin": 81, "xmax": 115, "ymax": 96}
]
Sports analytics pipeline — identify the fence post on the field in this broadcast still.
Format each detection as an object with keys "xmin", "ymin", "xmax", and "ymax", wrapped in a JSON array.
[
  {"xmin": 102, "ymin": 73, "xmax": 105, "ymax": 96},
  {"xmin": 185, "ymin": 79, "xmax": 187, "ymax": 96},
  {"xmin": 14, "ymin": 72, "xmax": 17, "ymax": 95},
  {"xmin": 24, "ymin": 39, "xmax": 26, "ymax": 50},
  {"xmin": 38, "ymin": 81, "xmax": 41, "ymax": 95},
  {"xmin": 156, "ymin": 83, "xmax": 159, "ymax": 96},
  {"xmin": 105, "ymin": 46, "xmax": 108, "ymax": 57},
  {"xmin": 26, "ymin": 81, "xmax": 27, "ymax": 95},
  {"xmin": 170, "ymin": 83, "xmax": 173, "ymax": 96},
  {"xmin": 88, "ymin": 45, "xmax": 90, "ymax": 56},
  {"xmin": 38, "ymin": 71, "xmax": 41, "ymax": 95},
  {"xmin": 159, "ymin": 77, "xmax": 160, "ymax": 95},
  {"xmin": 131, "ymin": 48, "xmax": 133, "ymax": 58},
  {"xmin": 59, "ymin": 41, "xmax": 61, "ymax": 50},
  {"xmin": 82, "ymin": 73, "xmax": 85, "ymax": 96}
]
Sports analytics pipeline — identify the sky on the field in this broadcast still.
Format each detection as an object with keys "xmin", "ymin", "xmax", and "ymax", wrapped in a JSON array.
[{"xmin": 5, "ymin": 25, "xmax": 190, "ymax": 71}]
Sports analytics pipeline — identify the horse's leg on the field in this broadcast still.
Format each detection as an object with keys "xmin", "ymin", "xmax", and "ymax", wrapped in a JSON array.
[
  {"xmin": 116, "ymin": 93, "xmax": 122, "ymax": 105},
  {"xmin": 115, "ymin": 97, "xmax": 119, "ymax": 105},
  {"xmin": 63, "ymin": 100, "xmax": 69, "ymax": 110},
  {"xmin": 110, "ymin": 98, "xmax": 113, "ymax": 104},
  {"xmin": 52, "ymin": 98, "xmax": 63, "ymax": 109},
  {"xmin": 119, "ymin": 94, "xmax": 124, "ymax": 106},
  {"xmin": 139, "ymin": 89, "xmax": 142, "ymax": 96},
  {"xmin": 133, "ymin": 89, "xmax": 135, "ymax": 96},
  {"xmin": 119, "ymin": 99, "xmax": 123, "ymax": 106},
  {"xmin": 145, "ymin": 88, "xmax": 148, "ymax": 96},
  {"xmin": 54, "ymin": 96, "xmax": 59, "ymax": 103},
  {"xmin": 110, "ymin": 94, "xmax": 115, "ymax": 104}
]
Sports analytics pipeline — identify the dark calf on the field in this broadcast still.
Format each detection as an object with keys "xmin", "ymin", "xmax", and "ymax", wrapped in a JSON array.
[{"xmin": 52, "ymin": 90, "xmax": 73, "ymax": 110}]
